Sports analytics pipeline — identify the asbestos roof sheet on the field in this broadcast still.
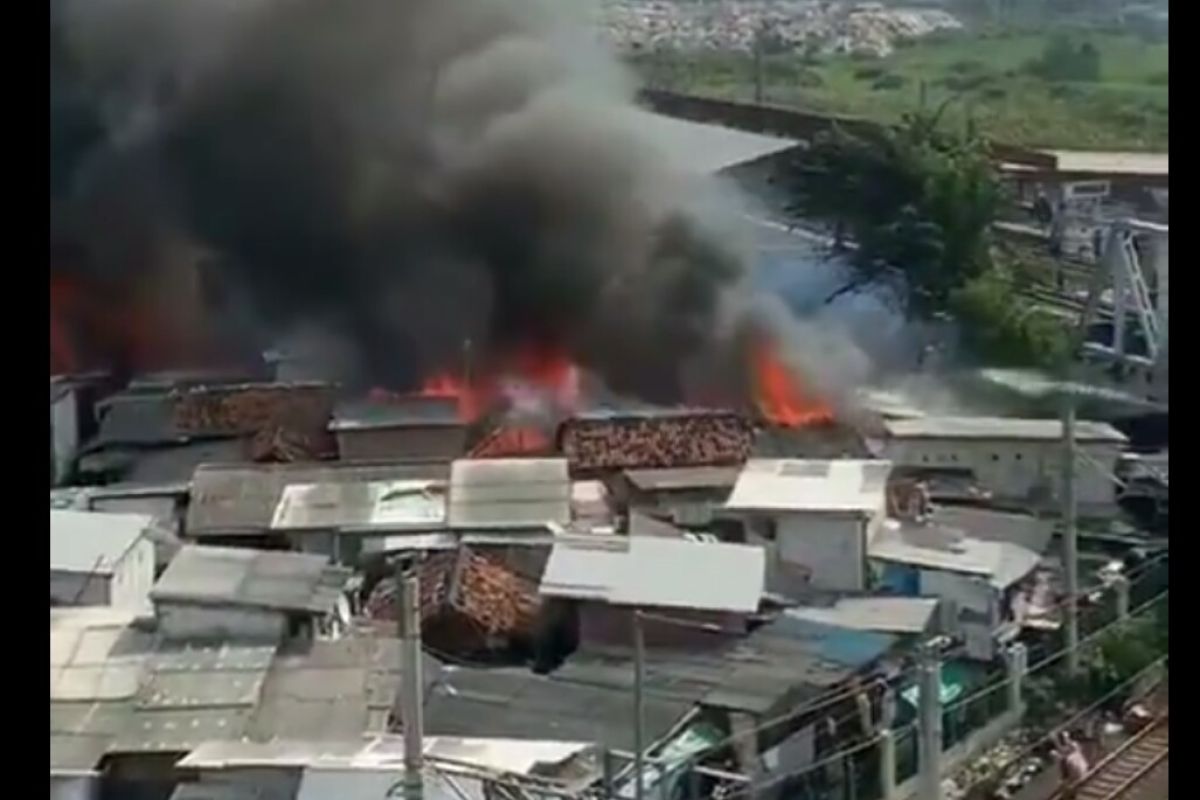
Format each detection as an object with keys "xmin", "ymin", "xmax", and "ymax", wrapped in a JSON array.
[
  {"xmin": 540, "ymin": 535, "xmax": 764, "ymax": 612},
  {"xmin": 188, "ymin": 460, "xmax": 450, "ymax": 536},
  {"xmin": 150, "ymin": 545, "xmax": 350, "ymax": 613},
  {"xmin": 868, "ymin": 523, "xmax": 1042, "ymax": 589},
  {"xmin": 724, "ymin": 459, "xmax": 891, "ymax": 513},
  {"xmin": 786, "ymin": 597, "xmax": 938, "ymax": 634},
  {"xmin": 448, "ymin": 459, "xmax": 570, "ymax": 529},
  {"xmin": 883, "ymin": 416, "xmax": 1127, "ymax": 443},
  {"xmin": 624, "ymin": 467, "xmax": 740, "ymax": 492},
  {"xmin": 929, "ymin": 506, "xmax": 1053, "ymax": 554},
  {"xmin": 51, "ymin": 510, "xmax": 152, "ymax": 575},
  {"xmin": 270, "ymin": 479, "xmax": 448, "ymax": 531}
]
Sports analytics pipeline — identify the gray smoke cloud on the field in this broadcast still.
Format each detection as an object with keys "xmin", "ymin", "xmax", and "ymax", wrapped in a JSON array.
[{"xmin": 50, "ymin": 0, "xmax": 743, "ymax": 400}]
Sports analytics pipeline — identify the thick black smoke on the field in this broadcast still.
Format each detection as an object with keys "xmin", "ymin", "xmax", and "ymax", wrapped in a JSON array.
[{"xmin": 50, "ymin": 0, "xmax": 743, "ymax": 400}]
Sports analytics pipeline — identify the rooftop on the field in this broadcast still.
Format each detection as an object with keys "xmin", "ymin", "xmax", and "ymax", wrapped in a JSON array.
[
  {"xmin": 50, "ymin": 606, "xmax": 432, "ymax": 770},
  {"xmin": 539, "ymin": 535, "xmax": 764, "ymax": 613},
  {"xmin": 50, "ymin": 510, "xmax": 152, "ymax": 575},
  {"xmin": 624, "ymin": 466, "xmax": 741, "ymax": 492},
  {"xmin": 868, "ymin": 521, "xmax": 1043, "ymax": 589},
  {"xmin": 883, "ymin": 416, "xmax": 1128, "ymax": 443},
  {"xmin": 270, "ymin": 479, "xmax": 448, "ymax": 532},
  {"xmin": 150, "ymin": 545, "xmax": 351, "ymax": 613},
  {"xmin": 724, "ymin": 459, "xmax": 892, "ymax": 514},
  {"xmin": 187, "ymin": 461, "xmax": 450, "ymax": 537},
  {"xmin": 786, "ymin": 597, "xmax": 938, "ymax": 635},
  {"xmin": 447, "ymin": 458, "xmax": 571, "ymax": 530}
]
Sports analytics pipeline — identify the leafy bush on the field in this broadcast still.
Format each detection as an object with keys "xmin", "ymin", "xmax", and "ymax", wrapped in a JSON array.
[
  {"xmin": 1026, "ymin": 36, "xmax": 1102, "ymax": 82},
  {"xmin": 854, "ymin": 65, "xmax": 886, "ymax": 80},
  {"xmin": 872, "ymin": 73, "xmax": 907, "ymax": 91}
]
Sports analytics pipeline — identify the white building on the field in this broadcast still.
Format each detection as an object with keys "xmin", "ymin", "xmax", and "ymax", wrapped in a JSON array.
[
  {"xmin": 50, "ymin": 510, "xmax": 156, "ymax": 610},
  {"xmin": 723, "ymin": 460, "xmax": 892, "ymax": 595},
  {"xmin": 880, "ymin": 417, "xmax": 1128, "ymax": 513},
  {"xmin": 869, "ymin": 519, "xmax": 1046, "ymax": 661}
]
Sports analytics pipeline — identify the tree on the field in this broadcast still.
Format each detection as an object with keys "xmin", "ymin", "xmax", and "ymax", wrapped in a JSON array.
[
  {"xmin": 1027, "ymin": 36, "xmax": 1102, "ymax": 82},
  {"xmin": 783, "ymin": 108, "xmax": 1000, "ymax": 318}
]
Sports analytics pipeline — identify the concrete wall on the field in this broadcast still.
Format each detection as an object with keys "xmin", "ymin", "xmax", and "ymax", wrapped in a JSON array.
[
  {"xmin": 335, "ymin": 426, "xmax": 465, "ymax": 460},
  {"xmin": 51, "ymin": 570, "xmax": 111, "ymax": 606},
  {"xmin": 748, "ymin": 513, "xmax": 868, "ymax": 595},
  {"xmin": 50, "ymin": 774, "xmax": 99, "ymax": 800},
  {"xmin": 110, "ymin": 537, "xmax": 156, "ymax": 611},
  {"xmin": 156, "ymin": 602, "xmax": 287, "ymax": 643},
  {"xmin": 882, "ymin": 438, "xmax": 1122, "ymax": 511}
]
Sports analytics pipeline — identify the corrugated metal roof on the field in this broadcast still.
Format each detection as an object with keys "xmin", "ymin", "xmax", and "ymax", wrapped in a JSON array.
[
  {"xmin": 150, "ymin": 545, "xmax": 350, "ymax": 612},
  {"xmin": 929, "ymin": 506, "xmax": 1053, "ymax": 554},
  {"xmin": 448, "ymin": 459, "xmax": 570, "ymax": 529},
  {"xmin": 51, "ymin": 510, "xmax": 151, "ymax": 575},
  {"xmin": 624, "ymin": 467, "xmax": 740, "ymax": 492},
  {"xmin": 724, "ymin": 459, "xmax": 891, "ymax": 513},
  {"xmin": 270, "ymin": 480, "xmax": 448, "ymax": 531},
  {"xmin": 786, "ymin": 598, "xmax": 938, "ymax": 634},
  {"xmin": 540, "ymin": 535, "xmax": 764, "ymax": 612},
  {"xmin": 187, "ymin": 460, "xmax": 451, "ymax": 536},
  {"xmin": 868, "ymin": 523, "xmax": 1042, "ymax": 589},
  {"xmin": 883, "ymin": 416, "xmax": 1127, "ymax": 443}
]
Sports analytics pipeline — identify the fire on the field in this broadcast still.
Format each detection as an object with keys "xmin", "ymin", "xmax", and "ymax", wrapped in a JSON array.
[{"xmin": 752, "ymin": 339, "xmax": 835, "ymax": 428}]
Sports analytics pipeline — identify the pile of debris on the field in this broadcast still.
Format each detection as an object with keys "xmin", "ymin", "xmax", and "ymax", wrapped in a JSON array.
[{"xmin": 560, "ymin": 409, "xmax": 755, "ymax": 473}]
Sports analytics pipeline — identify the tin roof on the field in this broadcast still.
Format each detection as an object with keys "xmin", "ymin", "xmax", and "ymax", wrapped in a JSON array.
[
  {"xmin": 786, "ymin": 597, "xmax": 938, "ymax": 634},
  {"xmin": 270, "ymin": 480, "xmax": 448, "ymax": 532},
  {"xmin": 724, "ymin": 459, "xmax": 892, "ymax": 513},
  {"xmin": 883, "ymin": 416, "xmax": 1128, "ymax": 443},
  {"xmin": 330, "ymin": 397, "xmax": 462, "ymax": 431},
  {"xmin": 187, "ymin": 461, "xmax": 450, "ymax": 537},
  {"xmin": 868, "ymin": 522, "xmax": 1042, "ymax": 589},
  {"xmin": 624, "ymin": 467, "xmax": 740, "ymax": 492},
  {"xmin": 540, "ymin": 535, "xmax": 764, "ymax": 613},
  {"xmin": 447, "ymin": 459, "xmax": 570, "ymax": 529},
  {"xmin": 150, "ymin": 545, "xmax": 351, "ymax": 613},
  {"xmin": 51, "ymin": 510, "xmax": 152, "ymax": 575}
]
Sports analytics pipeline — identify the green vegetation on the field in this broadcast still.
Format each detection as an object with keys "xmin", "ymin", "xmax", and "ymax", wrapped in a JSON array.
[
  {"xmin": 631, "ymin": 29, "xmax": 1168, "ymax": 150},
  {"xmin": 782, "ymin": 110, "xmax": 1070, "ymax": 369}
]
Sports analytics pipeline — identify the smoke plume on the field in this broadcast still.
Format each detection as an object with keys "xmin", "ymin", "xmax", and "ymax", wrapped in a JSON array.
[{"xmin": 50, "ymin": 0, "xmax": 744, "ymax": 400}]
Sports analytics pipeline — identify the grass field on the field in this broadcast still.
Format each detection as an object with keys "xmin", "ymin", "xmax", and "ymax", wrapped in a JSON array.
[{"xmin": 631, "ymin": 29, "xmax": 1168, "ymax": 151}]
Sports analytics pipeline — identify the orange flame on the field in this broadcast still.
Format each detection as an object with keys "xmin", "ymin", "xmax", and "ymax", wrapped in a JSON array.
[{"xmin": 752, "ymin": 339, "xmax": 835, "ymax": 428}]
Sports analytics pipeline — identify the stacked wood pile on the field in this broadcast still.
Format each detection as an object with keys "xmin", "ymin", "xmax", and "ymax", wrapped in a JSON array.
[{"xmin": 173, "ymin": 382, "xmax": 337, "ymax": 459}]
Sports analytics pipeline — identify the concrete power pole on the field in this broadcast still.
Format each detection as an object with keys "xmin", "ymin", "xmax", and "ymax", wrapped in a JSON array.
[
  {"xmin": 398, "ymin": 569, "xmax": 425, "ymax": 800},
  {"xmin": 633, "ymin": 610, "xmax": 646, "ymax": 800},
  {"xmin": 918, "ymin": 643, "xmax": 943, "ymax": 800},
  {"xmin": 1061, "ymin": 401, "xmax": 1081, "ymax": 677}
]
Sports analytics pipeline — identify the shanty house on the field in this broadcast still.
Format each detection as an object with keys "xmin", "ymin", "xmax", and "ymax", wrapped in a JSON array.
[
  {"xmin": 614, "ymin": 466, "xmax": 740, "ymax": 528},
  {"xmin": 880, "ymin": 416, "xmax": 1128, "ymax": 512},
  {"xmin": 186, "ymin": 460, "xmax": 451, "ymax": 553},
  {"xmin": 329, "ymin": 398, "xmax": 467, "ymax": 461},
  {"xmin": 539, "ymin": 535, "xmax": 765, "ymax": 649},
  {"xmin": 149, "ymin": 546, "xmax": 352, "ymax": 643},
  {"xmin": 51, "ymin": 510, "xmax": 156, "ymax": 610},
  {"xmin": 723, "ymin": 460, "xmax": 892, "ymax": 595},
  {"xmin": 447, "ymin": 458, "xmax": 571, "ymax": 529},
  {"xmin": 869, "ymin": 519, "xmax": 1046, "ymax": 660}
]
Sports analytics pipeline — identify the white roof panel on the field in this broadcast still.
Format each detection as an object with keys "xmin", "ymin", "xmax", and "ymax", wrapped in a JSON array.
[
  {"xmin": 540, "ymin": 535, "xmax": 764, "ymax": 612},
  {"xmin": 883, "ymin": 416, "xmax": 1127, "ymax": 443},
  {"xmin": 51, "ymin": 510, "xmax": 152, "ymax": 575},
  {"xmin": 786, "ymin": 597, "xmax": 938, "ymax": 634},
  {"xmin": 724, "ymin": 459, "xmax": 891, "ymax": 513},
  {"xmin": 868, "ymin": 523, "xmax": 1042, "ymax": 589},
  {"xmin": 448, "ymin": 459, "xmax": 570, "ymax": 529}
]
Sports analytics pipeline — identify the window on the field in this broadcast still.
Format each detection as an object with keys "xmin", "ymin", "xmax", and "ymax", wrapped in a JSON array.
[
  {"xmin": 1015, "ymin": 453, "xmax": 1023, "ymax": 461},
  {"xmin": 991, "ymin": 454, "xmax": 1000, "ymax": 461}
]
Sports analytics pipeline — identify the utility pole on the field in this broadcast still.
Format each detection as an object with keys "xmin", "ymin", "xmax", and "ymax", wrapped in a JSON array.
[
  {"xmin": 633, "ymin": 610, "xmax": 646, "ymax": 800},
  {"xmin": 1062, "ymin": 401, "xmax": 1080, "ymax": 677},
  {"xmin": 917, "ymin": 642, "xmax": 943, "ymax": 800},
  {"xmin": 397, "ymin": 567, "xmax": 425, "ymax": 800}
]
